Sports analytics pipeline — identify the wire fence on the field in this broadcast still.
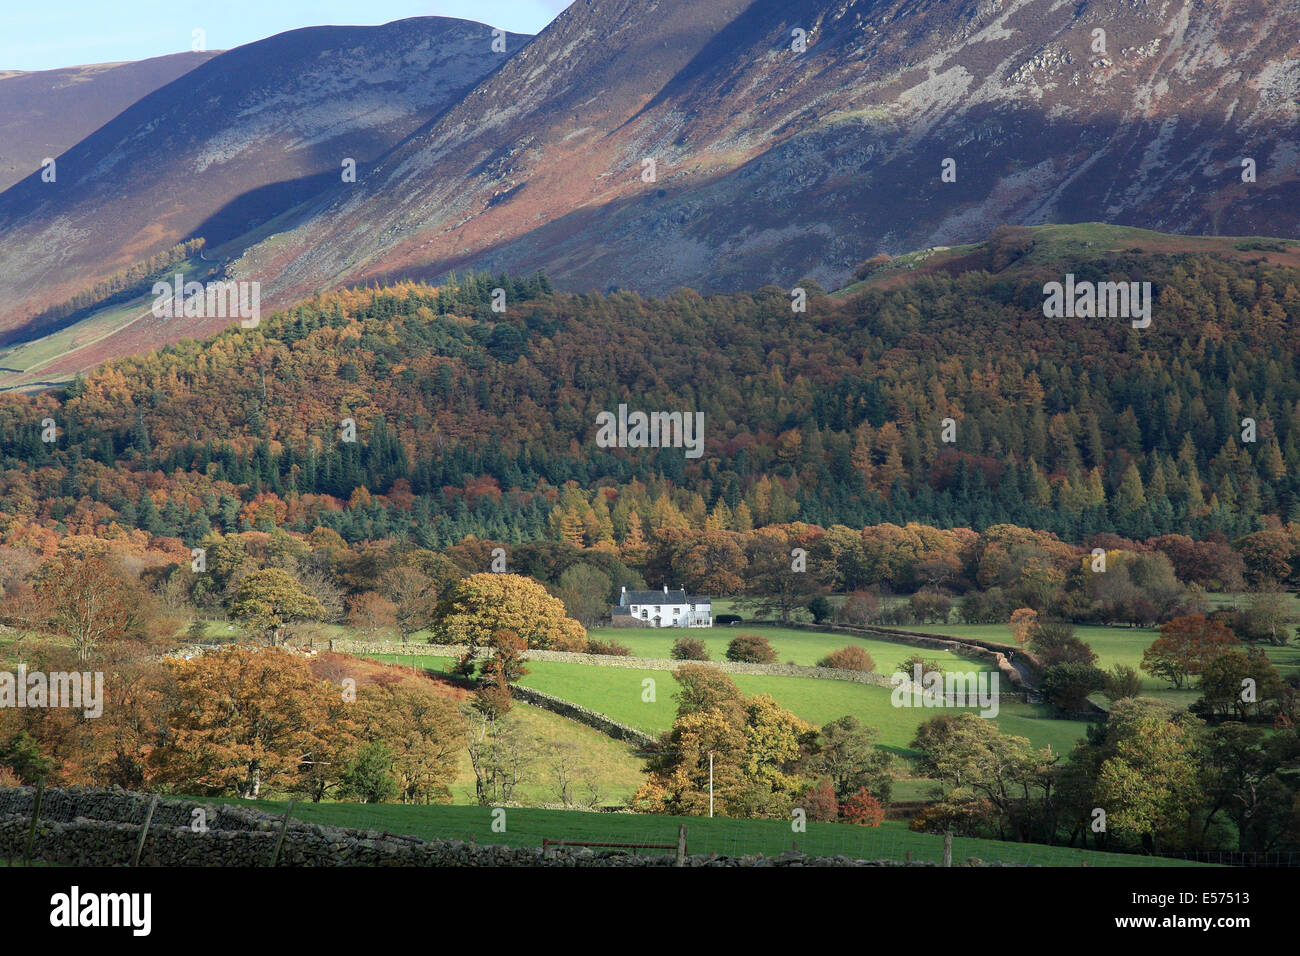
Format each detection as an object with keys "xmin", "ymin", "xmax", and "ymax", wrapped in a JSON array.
[
  {"xmin": 8, "ymin": 784, "xmax": 1297, "ymax": 867},
  {"xmin": 232, "ymin": 798, "xmax": 1232, "ymax": 868}
]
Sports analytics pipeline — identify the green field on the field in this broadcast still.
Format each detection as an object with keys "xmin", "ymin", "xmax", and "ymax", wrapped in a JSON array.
[
  {"xmin": 905, "ymin": 621, "xmax": 1300, "ymax": 693},
  {"xmin": 367, "ymin": 654, "xmax": 1092, "ymax": 756},
  {"xmin": 208, "ymin": 798, "xmax": 1206, "ymax": 867},
  {"xmin": 443, "ymin": 700, "xmax": 646, "ymax": 806},
  {"xmin": 907, "ymin": 623, "xmax": 1155, "ymax": 671},
  {"xmin": 585, "ymin": 623, "xmax": 993, "ymax": 671}
]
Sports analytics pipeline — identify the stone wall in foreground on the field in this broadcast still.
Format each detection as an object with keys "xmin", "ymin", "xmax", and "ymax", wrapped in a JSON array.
[{"xmin": 0, "ymin": 787, "xmax": 1022, "ymax": 867}]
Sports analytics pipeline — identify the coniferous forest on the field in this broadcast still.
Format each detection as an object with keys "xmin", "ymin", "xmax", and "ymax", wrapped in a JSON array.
[{"xmin": 1, "ymin": 233, "xmax": 1298, "ymax": 554}]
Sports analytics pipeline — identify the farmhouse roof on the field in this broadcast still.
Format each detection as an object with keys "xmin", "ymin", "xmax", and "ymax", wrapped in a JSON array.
[{"xmin": 624, "ymin": 589, "xmax": 688, "ymax": 604}]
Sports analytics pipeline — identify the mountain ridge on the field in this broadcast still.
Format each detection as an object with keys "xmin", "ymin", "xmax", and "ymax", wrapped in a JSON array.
[
  {"xmin": 228, "ymin": 0, "xmax": 1300, "ymax": 309},
  {"xmin": 1, "ymin": 0, "xmax": 1298, "ymax": 375},
  {"xmin": 0, "ymin": 17, "xmax": 530, "ymax": 329},
  {"xmin": 0, "ymin": 52, "xmax": 220, "ymax": 193}
]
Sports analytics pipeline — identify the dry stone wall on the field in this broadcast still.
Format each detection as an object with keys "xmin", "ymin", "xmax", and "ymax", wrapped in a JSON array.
[
  {"xmin": 506, "ymin": 685, "xmax": 657, "ymax": 747},
  {"xmin": 0, "ymin": 787, "xmax": 1022, "ymax": 867}
]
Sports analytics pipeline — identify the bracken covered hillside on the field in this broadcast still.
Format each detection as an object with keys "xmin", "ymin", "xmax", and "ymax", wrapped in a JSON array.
[{"xmin": 237, "ymin": 0, "xmax": 1300, "ymax": 307}]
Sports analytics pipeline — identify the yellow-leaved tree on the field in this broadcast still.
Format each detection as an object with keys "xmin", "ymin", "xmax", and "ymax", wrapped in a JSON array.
[{"xmin": 429, "ymin": 573, "xmax": 587, "ymax": 650}]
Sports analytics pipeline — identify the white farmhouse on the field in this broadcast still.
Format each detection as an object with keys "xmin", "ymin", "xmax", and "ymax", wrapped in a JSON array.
[{"xmin": 611, "ymin": 585, "xmax": 712, "ymax": 628}]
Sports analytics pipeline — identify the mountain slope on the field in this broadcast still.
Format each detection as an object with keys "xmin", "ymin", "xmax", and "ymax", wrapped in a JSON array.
[
  {"xmin": 1, "ymin": 224, "xmax": 1299, "ymax": 548},
  {"xmin": 234, "ymin": 0, "xmax": 1300, "ymax": 305},
  {"xmin": 0, "ymin": 52, "xmax": 219, "ymax": 193},
  {"xmin": 0, "ymin": 17, "xmax": 529, "ymax": 333}
]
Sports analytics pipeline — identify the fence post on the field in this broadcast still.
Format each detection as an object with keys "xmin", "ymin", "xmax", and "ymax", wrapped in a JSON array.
[
  {"xmin": 269, "ymin": 799, "xmax": 296, "ymax": 867},
  {"xmin": 132, "ymin": 795, "xmax": 159, "ymax": 867},
  {"xmin": 23, "ymin": 780, "xmax": 44, "ymax": 867},
  {"xmin": 942, "ymin": 830, "xmax": 953, "ymax": 867},
  {"xmin": 676, "ymin": 825, "xmax": 687, "ymax": 867}
]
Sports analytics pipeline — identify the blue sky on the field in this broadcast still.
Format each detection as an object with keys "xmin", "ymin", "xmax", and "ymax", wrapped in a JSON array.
[{"xmin": 2, "ymin": 1, "xmax": 573, "ymax": 72}]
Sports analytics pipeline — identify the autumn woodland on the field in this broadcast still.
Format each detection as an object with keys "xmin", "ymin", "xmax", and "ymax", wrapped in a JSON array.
[{"xmin": 0, "ymin": 226, "xmax": 1297, "ymax": 862}]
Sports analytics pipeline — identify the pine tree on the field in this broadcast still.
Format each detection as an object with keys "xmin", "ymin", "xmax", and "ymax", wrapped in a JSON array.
[{"xmin": 1115, "ymin": 462, "xmax": 1147, "ymax": 516}]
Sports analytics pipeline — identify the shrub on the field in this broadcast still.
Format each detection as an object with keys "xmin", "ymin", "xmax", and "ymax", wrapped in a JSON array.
[
  {"xmin": 817, "ymin": 646, "xmax": 875, "ymax": 671},
  {"xmin": 801, "ymin": 779, "xmax": 838, "ymax": 823},
  {"xmin": 1040, "ymin": 662, "xmax": 1107, "ymax": 712},
  {"xmin": 808, "ymin": 595, "xmax": 833, "ymax": 623},
  {"xmin": 1104, "ymin": 663, "xmax": 1144, "ymax": 701},
  {"xmin": 841, "ymin": 788, "xmax": 885, "ymax": 826},
  {"xmin": 586, "ymin": 639, "xmax": 632, "ymax": 657},
  {"xmin": 836, "ymin": 590, "xmax": 879, "ymax": 626},
  {"xmin": 897, "ymin": 654, "xmax": 943, "ymax": 679},
  {"xmin": 726, "ymin": 633, "xmax": 778, "ymax": 663},
  {"xmin": 1037, "ymin": 637, "xmax": 1097, "ymax": 667},
  {"xmin": 1030, "ymin": 620, "xmax": 1096, "ymax": 666},
  {"xmin": 670, "ymin": 636, "xmax": 710, "ymax": 661},
  {"xmin": 716, "ymin": 614, "xmax": 743, "ymax": 625},
  {"xmin": 1029, "ymin": 619, "xmax": 1077, "ymax": 648}
]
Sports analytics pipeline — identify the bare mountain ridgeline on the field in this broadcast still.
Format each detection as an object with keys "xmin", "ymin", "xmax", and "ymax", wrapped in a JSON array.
[
  {"xmin": 0, "ymin": 51, "xmax": 219, "ymax": 193},
  {"xmin": 240, "ymin": 0, "xmax": 1300, "ymax": 306},
  {"xmin": 0, "ymin": 17, "xmax": 532, "ymax": 330},
  {"xmin": 1, "ymin": 0, "xmax": 1299, "ymax": 374}
]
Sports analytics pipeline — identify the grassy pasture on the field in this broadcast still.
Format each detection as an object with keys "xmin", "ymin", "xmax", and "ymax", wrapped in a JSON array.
[
  {"xmin": 365, "ymin": 654, "xmax": 1092, "ymax": 756},
  {"xmin": 904, "ymin": 620, "xmax": 1300, "ymax": 690},
  {"xmin": 585, "ymin": 623, "xmax": 992, "ymax": 671},
  {"xmin": 442, "ymin": 701, "xmax": 646, "ymax": 807},
  {"xmin": 208, "ymin": 798, "xmax": 1207, "ymax": 867}
]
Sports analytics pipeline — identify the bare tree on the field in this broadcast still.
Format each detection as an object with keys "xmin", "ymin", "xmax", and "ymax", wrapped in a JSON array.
[
  {"xmin": 582, "ymin": 772, "xmax": 606, "ymax": 810},
  {"xmin": 294, "ymin": 565, "xmax": 345, "ymax": 623},
  {"xmin": 462, "ymin": 705, "xmax": 535, "ymax": 805},
  {"xmin": 548, "ymin": 742, "xmax": 581, "ymax": 806}
]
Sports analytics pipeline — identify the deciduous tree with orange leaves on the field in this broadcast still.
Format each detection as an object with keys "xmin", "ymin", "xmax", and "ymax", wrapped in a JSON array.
[
  {"xmin": 1009, "ymin": 607, "xmax": 1038, "ymax": 647},
  {"xmin": 156, "ymin": 646, "xmax": 355, "ymax": 799},
  {"xmin": 1141, "ymin": 614, "xmax": 1240, "ymax": 689},
  {"xmin": 35, "ymin": 554, "xmax": 140, "ymax": 662}
]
